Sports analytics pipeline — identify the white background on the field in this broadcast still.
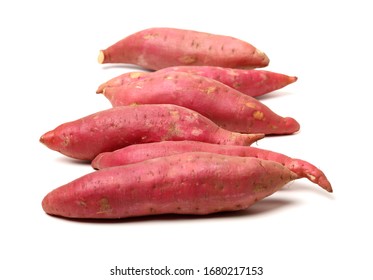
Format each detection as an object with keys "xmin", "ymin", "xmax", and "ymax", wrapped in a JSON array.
[{"xmin": 1, "ymin": 0, "xmax": 372, "ymax": 279}]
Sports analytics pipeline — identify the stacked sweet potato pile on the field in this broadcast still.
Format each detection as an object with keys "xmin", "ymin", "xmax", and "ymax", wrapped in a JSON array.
[{"xmin": 40, "ymin": 28, "xmax": 332, "ymax": 220}]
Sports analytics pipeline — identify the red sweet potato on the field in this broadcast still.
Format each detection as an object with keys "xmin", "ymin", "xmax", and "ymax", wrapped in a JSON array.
[
  {"xmin": 92, "ymin": 141, "xmax": 332, "ymax": 192},
  {"xmin": 39, "ymin": 104, "xmax": 264, "ymax": 161},
  {"xmin": 98, "ymin": 27, "xmax": 269, "ymax": 70},
  {"xmin": 157, "ymin": 66, "xmax": 298, "ymax": 97},
  {"xmin": 101, "ymin": 71, "xmax": 300, "ymax": 135},
  {"xmin": 96, "ymin": 67, "xmax": 297, "ymax": 98},
  {"xmin": 42, "ymin": 152, "xmax": 299, "ymax": 219}
]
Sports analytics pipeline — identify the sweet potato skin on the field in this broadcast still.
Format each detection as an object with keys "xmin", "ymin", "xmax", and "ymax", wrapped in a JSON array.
[
  {"xmin": 96, "ymin": 71, "xmax": 150, "ymax": 94},
  {"xmin": 39, "ymin": 104, "xmax": 264, "ymax": 160},
  {"xmin": 92, "ymin": 141, "xmax": 332, "ymax": 192},
  {"xmin": 157, "ymin": 66, "xmax": 298, "ymax": 97},
  {"xmin": 98, "ymin": 27, "xmax": 269, "ymax": 70},
  {"xmin": 42, "ymin": 152, "xmax": 297, "ymax": 219},
  {"xmin": 96, "ymin": 67, "xmax": 297, "ymax": 98},
  {"xmin": 102, "ymin": 71, "xmax": 300, "ymax": 135}
]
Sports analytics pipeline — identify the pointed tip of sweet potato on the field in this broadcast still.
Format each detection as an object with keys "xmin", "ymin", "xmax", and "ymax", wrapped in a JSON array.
[
  {"xmin": 243, "ymin": 133, "xmax": 265, "ymax": 145},
  {"xmin": 307, "ymin": 173, "xmax": 333, "ymax": 193},
  {"xmin": 310, "ymin": 172, "xmax": 333, "ymax": 193},
  {"xmin": 252, "ymin": 133, "xmax": 266, "ymax": 143},
  {"xmin": 96, "ymin": 83, "xmax": 105, "ymax": 94},
  {"xmin": 91, "ymin": 152, "xmax": 107, "ymax": 170},
  {"xmin": 321, "ymin": 178, "xmax": 333, "ymax": 193},
  {"xmin": 289, "ymin": 76, "xmax": 298, "ymax": 84},
  {"xmin": 39, "ymin": 130, "xmax": 54, "ymax": 146},
  {"xmin": 289, "ymin": 159, "xmax": 333, "ymax": 193},
  {"xmin": 281, "ymin": 117, "xmax": 300, "ymax": 135},
  {"xmin": 255, "ymin": 48, "xmax": 270, "ymax": 67}
]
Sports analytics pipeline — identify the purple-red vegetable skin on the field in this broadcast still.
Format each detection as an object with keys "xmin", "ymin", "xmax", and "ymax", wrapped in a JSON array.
[
  {"xmin": 156, "ymin": 66, "xmax": 297, "ymax": 97},
  {"xmin": 98, "ymin": 27, "xmax": 269, "ymax": 70},
  {"xmin": 96, "ymin": 67, "xmax": 297, "ymax": 98},
  {"xmin": 42, "ymin": 152, "xmax": 298, "ymax": 219},
  {"xmin": 101, "ymin": 71, "xmax": 300, "ymax": 135},
  {"xmin": 92, "ymin": 141, "xmax": 332, "ymax": 192},
  {"xmin": 39, "ymin": 104, "xmax": 264, "ymax": 160}
]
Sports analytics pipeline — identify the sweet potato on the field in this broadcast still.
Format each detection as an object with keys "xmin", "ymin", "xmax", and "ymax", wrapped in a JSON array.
[
  {"xmin": 96, "ymin": 67, "xmax": 297, "ymax": 98},
  {"xmin": 42, "ymin": 152, "xmax": 299, "ymax": 219},
  {"xmin": 98, "ymin": 27, "xmax": 269, "ymax": 70},
  {"xmin": 101, "ymin": 71, "xmax": 300, "ymax": 134},
  {"xmin": 39, "ymin": 104, "xmax": 264, "ymax": 161},
  {"xmin": 92, "ymin": 141, "xmax": 332, "ymax": 192},
  {"xmin": 157, "ymin": 66, "xmax": 298, "ymax": 97}
]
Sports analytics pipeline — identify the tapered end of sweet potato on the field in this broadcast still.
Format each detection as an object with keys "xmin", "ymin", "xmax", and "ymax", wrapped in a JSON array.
[
  {"xmin": 284, "ymin": 117, "xmax": 300, "ymax": 134},
  {"xmin": 289, "ymin": 76, "xmax": 298, "ymax": 84},
  {"xmin": 250, "ymin": 133, "xmax": 265, "ymax": 143},
  {"xmin": 318, "ymin": 177, "xmax": 333, "ymax": 193},
  {"xmin": 256, "ymin": 49, "xmax": 269, "ymax": 67},
  {"xmin": 267, "ymin": 117, "xmax": 300, "ymax": 135},
  {"xmin": 39, "ymin": 130, "xmax": 54, "ymax": 147},
  {"xmin": 96, "ymin": 82, "xmax": 106, "ymax": 94},
  {"xmin": 255, "ymin": 48, "xmax": 270, "ymax": 68},
  {"xmin": 96, "ymin": 72, "xmax": 150, "ymax": 93},
  {"xmin": 40, "ymin": 130, "xmax": 65, "ymax": 156},
  {"xmin": 91, "ymin": 152, "xmax": 107, "ymax": 170},
  {"xmin": 42, "ymin": 187, "xmax": 74, "ymax": 218},
  {"xmin": 303, "ymin": 170, "xmax": 333, "ymax": 193},
  {"xmin": 289, "ymin": 159, "xmax": 333, "ymax": 193},
  {"xmin": 240, "ymin": 133, "xmax": 265, "ymax": 146}
]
